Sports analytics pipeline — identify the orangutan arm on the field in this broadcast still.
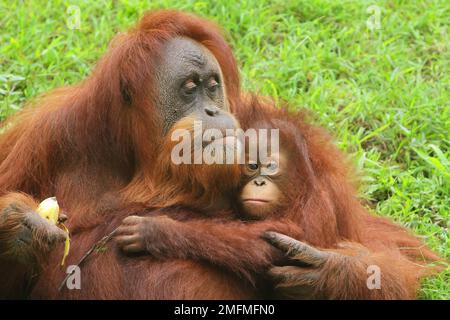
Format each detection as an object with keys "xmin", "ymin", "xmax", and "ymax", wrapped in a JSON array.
[{"xmin": 115, "ymin": 215, "xmax": 303, "ymax": 284}]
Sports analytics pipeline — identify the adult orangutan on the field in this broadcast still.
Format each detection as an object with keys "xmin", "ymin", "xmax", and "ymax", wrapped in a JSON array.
[
  {"xmin": 115, "ymin": 99, "xmax": 440, "ymax": 299},
  {"xmin": 0, "ymin": 9, "xmax": 245, "ymax": 299}
]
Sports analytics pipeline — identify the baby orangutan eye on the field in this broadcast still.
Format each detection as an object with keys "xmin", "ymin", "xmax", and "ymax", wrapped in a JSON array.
[
  {"xmin": 247, "ymin": 163, "xmax": 259, "ymax": 171},
  {"xmin": 266, "ymin": 161, "xmax": 278, "ymax": 172},
  {"xmin": 260, "ymin": 160, "xmax": 280, "ymax": 176}
]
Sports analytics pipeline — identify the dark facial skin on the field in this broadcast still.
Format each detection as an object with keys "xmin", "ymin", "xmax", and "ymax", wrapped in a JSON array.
[
  {"xmin": 240, "ymin": 151, "xmax": 288, "ymax": 219},
  {"xmin": 155, "ymin": 37, "xmax": 237, "ymax": 133}
]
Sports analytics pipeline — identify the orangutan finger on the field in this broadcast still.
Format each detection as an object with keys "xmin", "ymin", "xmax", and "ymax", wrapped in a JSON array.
[
  {"xmin": 263, "ymin": 231, "xmax": 331, "ymax": 267},
  {"xmin": 122, "ymin": 215, "xmax": 142, "ymax": 225},
  {"xmin": 58, "ymin": 212, "xmax": 68, "ymax": 223},
  {"xmin": 268, "ymin": 266, "xmax": 319, "ymax": 287},
  {"xmin": 46, "ymin": 224, "xmax": 68, "ymax": 244},
  {"xmin": 115, "ymin": 235, "xmax": 140, "ymax": 246},
  {"xmin": 115, "ymin": 225, "xmax": 138, "ymax": 236}
]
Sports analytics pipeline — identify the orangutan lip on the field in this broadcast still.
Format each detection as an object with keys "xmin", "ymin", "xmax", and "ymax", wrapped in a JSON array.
[{"xmin": 243, "ymin": 199, "xmax": 270, "ymax": 204}]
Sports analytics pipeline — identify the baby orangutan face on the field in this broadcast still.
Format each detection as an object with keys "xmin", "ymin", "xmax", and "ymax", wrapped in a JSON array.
[{"xmin": 239, "ymin": 151, "xmax": 288, "ymax": 219}]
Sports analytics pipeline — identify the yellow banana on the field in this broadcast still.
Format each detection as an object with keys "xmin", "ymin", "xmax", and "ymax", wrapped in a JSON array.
[
  {"xmin": 36, "ymin": 197, "xmax": 60, "ymax": 225},
  {"xmin": 60, "ymin": 224, "xmax": 71, "ymax": 266},
  {"xmin": 36, "ymin": 197, "xmax": 71, "ymax": 266}
]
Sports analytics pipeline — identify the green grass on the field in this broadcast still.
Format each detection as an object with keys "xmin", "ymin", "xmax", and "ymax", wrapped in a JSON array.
[{"xmin": 0, "ymin": 0, "xmax": 448, "ymax": 299}]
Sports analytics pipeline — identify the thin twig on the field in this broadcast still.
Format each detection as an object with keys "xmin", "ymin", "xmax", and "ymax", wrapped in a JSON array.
[{"xmin": 58, "ymin": 228, "xmax": 118, "ymax": 292}]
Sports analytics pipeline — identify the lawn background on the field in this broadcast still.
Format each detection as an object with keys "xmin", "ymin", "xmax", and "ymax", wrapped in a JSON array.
[{"xmin": 0, "ymin": 0, "xmax": 448, "ymax": 299}]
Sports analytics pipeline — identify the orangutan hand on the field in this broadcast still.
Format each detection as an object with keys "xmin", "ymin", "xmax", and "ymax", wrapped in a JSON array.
[
  {"xmin": 263, "ymin": 231, "xmax": 362, "ymax": 299},
  {"xmin": 0, "ymin": 202, "xmax": 66, "ymax": 263},
  {"xmin": 115, "ymin": 215, "xmax": 179, "ymax": 255}
]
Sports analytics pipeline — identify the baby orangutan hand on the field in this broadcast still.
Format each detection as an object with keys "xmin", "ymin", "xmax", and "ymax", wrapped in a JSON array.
[{"xmin": 115, "ymin": 215, "xmax": 178, "ymax": 255}]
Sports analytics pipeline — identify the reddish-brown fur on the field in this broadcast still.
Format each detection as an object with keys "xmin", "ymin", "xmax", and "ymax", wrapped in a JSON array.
[{"xmin": 0, "ymin": 10, "xmax": 441, "ymax": 299}]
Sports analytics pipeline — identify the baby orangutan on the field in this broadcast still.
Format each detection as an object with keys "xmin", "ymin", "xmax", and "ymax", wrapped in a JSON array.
[{"xmin": 115, "ymin": 108, "xmax": 440, "ymax": 299}]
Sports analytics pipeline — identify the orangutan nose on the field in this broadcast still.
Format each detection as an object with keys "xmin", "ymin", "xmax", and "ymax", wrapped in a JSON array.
[{"xmin": 254, "ymin": 178, "xmax": 266, "ymax": 187}]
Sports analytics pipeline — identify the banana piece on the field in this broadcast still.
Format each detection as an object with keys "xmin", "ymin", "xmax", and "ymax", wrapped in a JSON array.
[
  {"xmin": 36, "ymin": 197, "xmax": 71, "ymax": 265},
  {"xmin": 36, "ymin": 197, "xmax": 60, "ymax": 225},
  {"xmin": 60, "ymin": 224, "xmax": 71, "ymax": 266}
]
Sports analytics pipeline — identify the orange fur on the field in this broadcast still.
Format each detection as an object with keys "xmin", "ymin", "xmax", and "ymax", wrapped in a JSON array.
[
  {"xmin": 0, "ymin": 10, "xmax": 243, "ymax": 299},
  {"xmin": 0, "ymin": 10, "xmax": 442, "ymax": 300}
]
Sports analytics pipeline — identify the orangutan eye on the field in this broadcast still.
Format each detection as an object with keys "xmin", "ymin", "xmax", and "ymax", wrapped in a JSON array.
[
  {"xmin": 208, "ymin": 77, "xmax": 219, "ymax": 92},
  {"xmin": 183, "ymin": 80, "xmax": 197, "ymax": 94},
  {"xmin": 266, "ymin": 161, "xmax": 278, "ymax": 172},
  {"xmin": 247, "ymin": 163, "xmax": 259, "ymax": 171}
]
